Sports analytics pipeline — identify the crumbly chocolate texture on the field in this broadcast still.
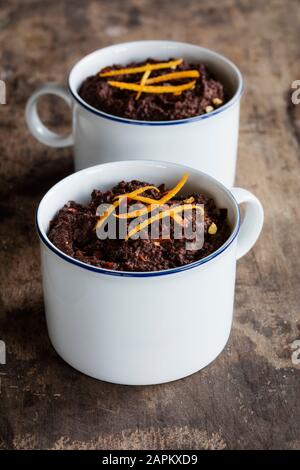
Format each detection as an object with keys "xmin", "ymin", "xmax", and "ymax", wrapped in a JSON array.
[
  {"xmin": 78, "ymin": 59, "xmax": 226, "ymax": 121},
  {"xmin": 48, "ymin": 180, "xmax": 230, "ymax": 272}
]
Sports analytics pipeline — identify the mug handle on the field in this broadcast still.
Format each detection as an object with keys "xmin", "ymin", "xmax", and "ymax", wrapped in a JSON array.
[
  {"xmin": 25, "ymin": 83, "xmax": 73, "ymax": 148},
  {"xmin": 231, "ymin": 187, "xmax": 264, "ymax": 260}
]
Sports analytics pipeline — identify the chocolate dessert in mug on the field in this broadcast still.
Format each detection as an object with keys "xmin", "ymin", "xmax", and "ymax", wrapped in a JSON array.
[
  {"xmin": 79, "ymin": 58, "xmax": 226, "ymax": 121},
  {"xmin": 36, "ymin": 160, "xmax": 263, "ymax": 385},
  {"xmin": 48, "ymin": 173, "xmax": 231, "ymax": 272},
  {"xmin": 26, "ymin": 41, "xmax": 243, "ymax": 186}
]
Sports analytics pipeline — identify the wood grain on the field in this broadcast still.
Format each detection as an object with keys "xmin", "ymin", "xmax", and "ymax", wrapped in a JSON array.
[{"xmin": 0, "ymin": 0, "xmax": 300, "ymax": 450}]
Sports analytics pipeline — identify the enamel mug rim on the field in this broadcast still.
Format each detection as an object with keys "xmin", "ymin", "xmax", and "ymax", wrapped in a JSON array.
[
  {"xmin": 36, "ymin": 160, "xmax": 242, "ymax": 278},
  {"xmin": 68, "ymin": 40, "xmax": 244, "ymax": 126}
]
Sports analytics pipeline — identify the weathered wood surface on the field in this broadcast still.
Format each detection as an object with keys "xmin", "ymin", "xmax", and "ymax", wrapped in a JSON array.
[{"xmin": 0, "ymin": 0, "xmax": 300, "ymax": 450}]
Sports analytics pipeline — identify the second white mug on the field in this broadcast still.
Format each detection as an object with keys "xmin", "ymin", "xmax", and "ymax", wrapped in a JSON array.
[{"xmin": 26, "ymin": 40, "xmax": 243, "ymax": 187}]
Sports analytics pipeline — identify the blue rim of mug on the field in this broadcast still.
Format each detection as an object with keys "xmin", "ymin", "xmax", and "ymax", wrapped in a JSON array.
[
  {"xmin": 36, "ymin": 162, "xmax": 241, "ymax": 278},
  {"xmin": 68, "ymin": 41, "xmax": 244, "ymax": 126}
]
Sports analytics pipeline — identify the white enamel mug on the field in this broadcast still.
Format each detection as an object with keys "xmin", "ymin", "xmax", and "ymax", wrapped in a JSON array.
[
  {"xmin": 36, "ymin": 160, "xmax": 263, "ymax": 385},
  {"xmin": 26, "ymin": 41, "xmax": 243, "ymax": 187}
]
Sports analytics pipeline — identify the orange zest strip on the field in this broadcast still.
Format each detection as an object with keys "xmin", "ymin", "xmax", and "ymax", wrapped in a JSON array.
[
  {"xmin": 115, "ymin": 204, "xmax": 160, "ymax": 219},
  {"xmin": 117, "ymin": 193, "xmax": 161, "ymax": 204},
  {"xmin": 125, "ymin": 204, "xmax": 203, "ymax": 240},
  {"xmin": 114, "ymin": 173, "xmax": 190, "ymax": 219},
  {"xmin": 112, "ymin": 186, "xmax": 160, "ymax": 204},
  {"xmin": 95, "ymin": 200, "xmax": 120, "ymax": 230},
  {"xmin": 144, "ymin": 70, "xmax": 200, "ymax": 85},
  {"xmin": 159, "ymin": 172, "xmax": 189, "ymax": 204},
  {"xmin": 172, "ymin": 213, "xmax": 184, "ymax": 225},
  {"xmin": 126, "ymin": 212, "xmax": 167, "ymax": 241},
  {"xmin": 136, "ymin": 68, "xmax": 152, "ymax": 100},
  {"xmin": 107, "ymin": 80, "xmax": 196, "ymax": 94},
  {"xmin": 117, "ymin": 201, "xmax": 203, "ymax": 220},
  {"xmin": 95, "ymin": 185, "xmax": 159, "ymax": 230},
  {"xmin": 99, "ymin": 59, "xmax": 183, "ymax": 77},
  {"xmin": 116, "ymin": 209, "xmax": 183, "ymax": 225},
  {"xmin": 115, "ymin": 195, "xmax": 161, "ymax": 205}
]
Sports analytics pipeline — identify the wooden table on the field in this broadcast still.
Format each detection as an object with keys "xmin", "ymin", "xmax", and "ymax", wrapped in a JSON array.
[{"xmin": 0, "ymin": 0, "xmax": 299, "ymax": 450}]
